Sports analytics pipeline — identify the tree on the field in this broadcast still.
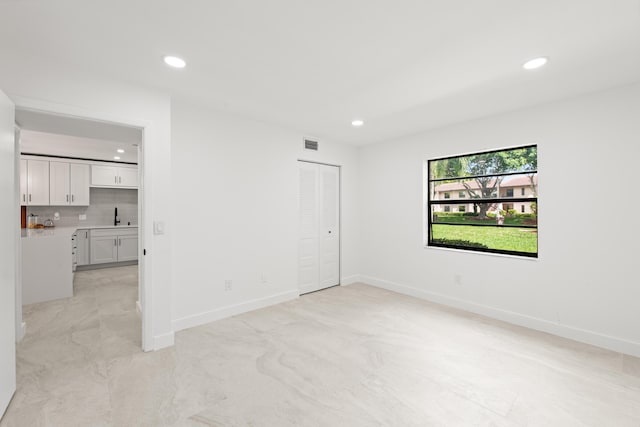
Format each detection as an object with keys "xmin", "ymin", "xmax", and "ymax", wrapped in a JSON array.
[{"xmin": 431, "ymin": 146, "xmax": 537, "ymax": 218}]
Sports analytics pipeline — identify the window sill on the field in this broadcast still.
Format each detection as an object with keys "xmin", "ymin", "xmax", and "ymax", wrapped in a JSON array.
[{"xmin": 424, "ymin": 244, "xmax": 538, "ymax": 261}]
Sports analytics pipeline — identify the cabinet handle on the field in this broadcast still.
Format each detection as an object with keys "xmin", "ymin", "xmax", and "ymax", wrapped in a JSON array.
[
  {"xmin": 119, "ymin": 238, "xmax": 122, "ymax": 246},
  {"xmin": 66, "ymin": 194, "xmax": 69, "ymax": 202},
  {"xmin": 72, "ymin": 194, "xmax": 74, "ymax": 202},
  {"xmin": 85, "ymin": 231, "xmax": 88, "ymax": 239},
  {"xmin": 22, "ymin": 194, "xmax": 25, "ymax": 202},
  {"xmin": 115, "ymin": 176, "xmax": 118, "ymax": 184},
  {"xmin": 29, "ymin": 194, "xmax": 31, "ymax": 202},
  {"xmin": 119, "ymin": 176, "xmax": 122, "ymax": 184},
  {"xmin": 114, "ymin": 238, "xmax": 117, "ymax": 246}
]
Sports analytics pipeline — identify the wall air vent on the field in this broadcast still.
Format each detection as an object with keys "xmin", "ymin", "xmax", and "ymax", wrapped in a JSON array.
[{"xmin": 304, "ymin": 138, "xmax": 319, "ymax": 151}]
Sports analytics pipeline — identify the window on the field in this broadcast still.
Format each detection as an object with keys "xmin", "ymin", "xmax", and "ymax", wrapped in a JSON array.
[
  {"xmin": 458, "ymin": 191, "xmax": 465, "ymax": 198},
  {"xmin": 444, "ymin": 192, "xmax": 450, "ymax": 199},
  {"xmin": 426, "ymin": 145, "xmax": 538, "ymax": 257}
]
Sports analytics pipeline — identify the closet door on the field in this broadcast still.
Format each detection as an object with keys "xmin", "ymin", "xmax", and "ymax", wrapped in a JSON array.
[{"xmin": 298, "ymin": 162, "xmax": 340, "ymax": 294}]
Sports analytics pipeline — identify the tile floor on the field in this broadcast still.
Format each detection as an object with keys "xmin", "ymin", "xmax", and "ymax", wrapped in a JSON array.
[{"xmin": 2, "ymin": 269, "xmax": 640, "ymax": 426}]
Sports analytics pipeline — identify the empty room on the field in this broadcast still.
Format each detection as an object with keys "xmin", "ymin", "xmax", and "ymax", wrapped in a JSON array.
[{"xmin": 1, "ymin": 1, "xmax": 639, "ymax": 426}]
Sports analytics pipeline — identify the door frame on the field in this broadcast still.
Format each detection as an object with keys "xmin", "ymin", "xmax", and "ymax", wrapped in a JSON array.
[
  {"xmin": 297, "ymin": 159, "xmax": 342, "ymax": 294},
  {"xmin": 11, "ymin": 96, "xmax": 153, "ymax": 352}
]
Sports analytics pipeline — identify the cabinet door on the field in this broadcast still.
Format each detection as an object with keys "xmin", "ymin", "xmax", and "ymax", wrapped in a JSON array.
[
  {"xmin": 76, "ymin": 229, "xmax": 90, "ymax": 266},
  {"xmin": 118, "ymin": 167, "xmax": 138, "ymax": 188},
  {"xmin": 91, "ymin": 165, "xmax": 118, "ymax": 186},
  {"xmin": 117, "ymin": 235, "xmax": 138, "ymax": 262},
  {"xmin": 90, "ymin": 235, "xmax": 118, "ymax": 264},
  {"xmin": 49, "ymin": 161, "xmax": 70, "ymax": 205},
  {"xmin": 27, "ymin": 160, "xmax": 50, "ymax": 205},
  {"xmin": 20, "ymin": 159, "xmax": 27, "ymax": 206},
  {"xmin": 70, "ymin": 163, "xmax": 90, "ymax": 205}
]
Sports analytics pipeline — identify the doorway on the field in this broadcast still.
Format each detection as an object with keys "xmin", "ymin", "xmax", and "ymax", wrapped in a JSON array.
[
  {"xmin": 298, "ymin": 160, "xmax": 340, "ymax": 294},
  {"xmin": 13, "ymin": 107, "xmax": 149, "ymax": 351}
]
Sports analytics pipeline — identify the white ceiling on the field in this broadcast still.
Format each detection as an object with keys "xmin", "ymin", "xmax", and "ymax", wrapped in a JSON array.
[
  {"xmin": 19, "ymin": 129, "xmax": 139, "ymax": 164},
  {"xmin": 1, "ymin": 0, "xmax": 640, "ymax": 145},
  {"xmin": 16, "ymin": 110, "xmax": 140, "ymax": 163}
]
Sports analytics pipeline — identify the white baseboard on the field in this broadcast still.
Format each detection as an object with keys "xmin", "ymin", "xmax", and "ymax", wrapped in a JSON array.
[
  {"xmin": 153, "ymin": 332, "xmax": 175, "ymax": 350},
  {"xmin": 361, "ymin": 275, "xmax": 640, "ymax": 358},
  {"xmin": 172, "ymin": 290, "xmax": 299, "ymax": 332},
  {"xmin": 341, "ymin": 274, "xmax": 361, "ymax": 285}
]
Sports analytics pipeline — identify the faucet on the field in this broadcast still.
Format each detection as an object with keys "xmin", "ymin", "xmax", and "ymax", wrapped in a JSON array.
[{"xmin": 114, "ymin": 207, "xmax": 120, "ymax": 226}]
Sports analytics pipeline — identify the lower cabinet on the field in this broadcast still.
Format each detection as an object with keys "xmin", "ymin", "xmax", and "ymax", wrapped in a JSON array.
[
  {"xmin": 89, "ymin": 228, "xmax": 138, "ymax": 264},
  {"xmin": 76, "ymin": 229, "xmax": 90, "ymax": 266}
]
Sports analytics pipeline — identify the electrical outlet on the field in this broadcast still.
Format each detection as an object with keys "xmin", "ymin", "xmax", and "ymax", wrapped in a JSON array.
[
  {"xmin": 78, "ymin": 214, "xmax": 87, "ymax": 221},
  {"xmin": 454, "ymin": 274, "xmax": 462, "ymax": 285},
  {"xmin": 224, "ymin": 280, "xmax": 233, "ymax": 291}
]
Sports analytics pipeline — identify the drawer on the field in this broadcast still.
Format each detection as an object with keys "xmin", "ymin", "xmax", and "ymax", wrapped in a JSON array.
[{"xmin": 90, "ymin": 227, "xmax": 138, "ymax": 238}]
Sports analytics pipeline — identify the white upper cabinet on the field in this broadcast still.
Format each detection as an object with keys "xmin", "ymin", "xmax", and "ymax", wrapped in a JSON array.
[
  {"xmin": 19, "ymin": 159, "xmax": 27, "ymax": 205},
  {"xmin": 118, "ymin": 167, "xmax": 138, "ymax": 187},
  {"xmin": 49, "ymin": 161, "xmax": 70, "ymax": 205},
  {"xmin": 24, "ymin": 159, "xmax": 50, "ymax": 206},
  {"xmin": 49, "ymin": 161, "xmax": 90, "ymax": 206},
  {"xmin": 91, "ymin": 164, "xmax": 138, "ymax": 188},
  {"xmin": 70, "ymin": 163, "xmax": 90, "ymax": 205}
]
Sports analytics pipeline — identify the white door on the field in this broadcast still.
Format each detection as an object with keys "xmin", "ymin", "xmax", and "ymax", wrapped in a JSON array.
[
  {"xmin": 76, "ymin": 229, "xmax": 90, "ymax": 266},
  {"xmin": 117, "ymin": 235, "xmax": 138, "ymax": 262},
  {"xmin": 90, "ymin": 235, "xmax": 118, "ymax": 264},
  {"xmin": 70, "ymin": 163, "xmax": 90, "ymax": 205},
  {"xmin": 118, "ymin": 167, "xmax": 138, "ymax": 187},
  {"xmin": 0, "ymin": 89, "xmax": 17, "ymax": 418},
  {"xmin": 26, "ymin": 159, "xmax": 49, "ymax": 205},
  {"xmin": 49, "ymin": 161, "xmax": 70, "ymax": 205},
  {"xmin": 298, "ymin": 162, "xmax": 340, "ymax": 294},
  {"xmin": 91, "ymin": 164, "xmax": 117, "ymax": 186}
]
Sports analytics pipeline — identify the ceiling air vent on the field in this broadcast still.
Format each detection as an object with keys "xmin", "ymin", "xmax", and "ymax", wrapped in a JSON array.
[{"xmin": 304, "ymin": 138, "xmax": 318, "ymax": 151}]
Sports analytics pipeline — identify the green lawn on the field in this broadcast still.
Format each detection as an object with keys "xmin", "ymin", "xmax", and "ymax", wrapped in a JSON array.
[{"xmin": 431, "ymin": 224, "xmax": 537, "ymax": 254}]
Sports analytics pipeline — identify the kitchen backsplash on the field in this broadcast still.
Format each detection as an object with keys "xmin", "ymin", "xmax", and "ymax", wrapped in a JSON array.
[{"xmin": 28, "ymin": 188, "xmax": 138, "ymax": 227}]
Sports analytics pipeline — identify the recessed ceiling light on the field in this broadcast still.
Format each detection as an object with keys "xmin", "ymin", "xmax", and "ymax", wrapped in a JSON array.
[
  {"xmin": 163, "ymin": 55, "xmax": 186, "ymax": 69},
  {"xmin": 117, "ymin": 149, "xmax": 125, "ymax": 153},
  {"xmin": 523, "ymin": 57, "xmax": 548, "ymax": 70},
  {"xmin": 114, "ymin": 156, "xmax": 121, "ymax": 160},
  {"xmin": 352, "ymin": 119, "xmax": 364, "ymax": 127}
]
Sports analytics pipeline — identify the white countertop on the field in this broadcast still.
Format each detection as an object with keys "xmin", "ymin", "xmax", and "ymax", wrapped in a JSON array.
[{"xmin": 22, "ymin": 225, "xmax": 138, "ymax": 239}]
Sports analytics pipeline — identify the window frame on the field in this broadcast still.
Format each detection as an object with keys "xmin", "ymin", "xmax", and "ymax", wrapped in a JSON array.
[{"xmin": 426, "ymin": 145, "xmax": 538, "ymax": 258}]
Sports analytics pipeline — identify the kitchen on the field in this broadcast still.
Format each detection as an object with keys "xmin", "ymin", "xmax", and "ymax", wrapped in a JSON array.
[{"xmin": 16, "ymin": 109, "xmax": 143, "ymax": 343}]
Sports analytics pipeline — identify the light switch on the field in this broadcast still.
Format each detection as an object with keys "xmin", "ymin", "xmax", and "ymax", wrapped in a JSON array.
[{"xmin": 154, "ymin": 221, "xmax": 165, "ymax": 235}]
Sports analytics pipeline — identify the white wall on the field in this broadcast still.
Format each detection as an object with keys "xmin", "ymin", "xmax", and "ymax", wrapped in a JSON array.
[
  {"xmin": 0, "ymin": 51, "xmax": 173, "ymax": 349},
  {"xmin": 358, "ymin": 83, "xmax": 640, "ymax": 357},
  {"xmin": 170, "ymin": 99, "xmax": 359, "ymax": 330}
]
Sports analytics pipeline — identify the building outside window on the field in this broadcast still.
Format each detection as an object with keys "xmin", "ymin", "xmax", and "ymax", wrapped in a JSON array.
[{"xmin": 426, "ymin": 145, "xmax": 538, "ymax": 257}]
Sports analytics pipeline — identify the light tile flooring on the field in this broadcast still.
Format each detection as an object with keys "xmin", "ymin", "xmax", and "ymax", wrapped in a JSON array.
[{"xmin": 2, "ymin": 269, "xmax": 640, "ymax": 426}]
